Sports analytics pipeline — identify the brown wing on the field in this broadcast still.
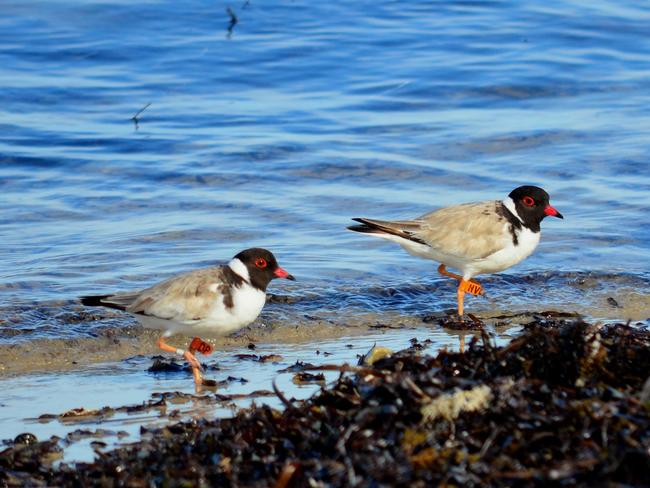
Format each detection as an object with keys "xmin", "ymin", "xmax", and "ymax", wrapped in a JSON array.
[
  {"xmin": 414, "ymin": 200, "xmax": 510, "ymax": 260},
  {"xmin": 123, "ymin": 266, "xmax": 229, "ymax": 321}
]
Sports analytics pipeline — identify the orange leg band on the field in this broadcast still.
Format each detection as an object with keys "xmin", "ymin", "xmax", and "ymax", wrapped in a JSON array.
[
  {"xmin": 459, "ymin": 280, "xmax": 483, "ymax": 296},
  {"xmin": 189, "ymin": 337, "xmax": 213, "ymax": 355}
]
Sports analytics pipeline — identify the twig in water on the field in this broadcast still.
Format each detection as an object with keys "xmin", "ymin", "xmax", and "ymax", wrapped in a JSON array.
[
  {"xmin": 226, "ymin": 7, "xmax": 238, "ymax": 38},
  {"xmin": 272, "ymin": 378, "xmax": 297, "ymax": 411},
  {"xmin": 131, "ymin": 102, "xmax": 151, "ymax": 130}
]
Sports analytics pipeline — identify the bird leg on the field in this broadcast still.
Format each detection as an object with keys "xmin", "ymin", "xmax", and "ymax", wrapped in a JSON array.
[
  {"xmin": 437, "ymin": 264, "xmax": 463, "ymax": 282},
  {"xmin": 156, "ymin": 336, "xmax": 203, "ymax": 386},
  {"xmin": 188, "ymin": 338, "xmax": 220, "ymax": 389},
  {"xmin": 437, "ymin": 264, "xmax": 483, "ymax": 316},
  {"xmin": 457, "ymin": 284, "xmax": 466, "ymax": 317}
]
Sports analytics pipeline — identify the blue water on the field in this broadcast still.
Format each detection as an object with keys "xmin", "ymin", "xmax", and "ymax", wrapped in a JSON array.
[{"xmin": 1, "ymin": 0, "xmax": 650, "ymax": 354}]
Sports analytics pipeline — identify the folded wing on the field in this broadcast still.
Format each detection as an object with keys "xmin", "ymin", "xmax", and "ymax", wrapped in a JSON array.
[
  {"xmin": 82, "ymin": 267, "xmax": 230, "ymax": 323},
  {"xmin": 349, "ymin": 200, "xmax": 510, "ymax": 261}
]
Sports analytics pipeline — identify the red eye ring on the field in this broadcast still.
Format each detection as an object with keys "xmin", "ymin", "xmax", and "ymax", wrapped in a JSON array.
[
  {"xmin": 522, "ymin": 196, "xmax": 535, "ymax": 207},
  {"xmin": 255, "ymin": 258, "xmax": 267, "ymax": 268}
]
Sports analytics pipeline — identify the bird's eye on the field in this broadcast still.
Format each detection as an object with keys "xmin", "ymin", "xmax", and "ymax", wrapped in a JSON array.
[
  {"xmin": 255, "ymin": 258, "xmax": 267, "ymax": 268},
  {"xmin": 522, "ymin": 196, "xmax": 535, "ymax": 207}
]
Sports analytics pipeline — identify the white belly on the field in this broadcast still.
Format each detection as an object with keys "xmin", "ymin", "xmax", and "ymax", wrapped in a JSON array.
[
  {"xmin": 135, "ymin": 286, "xmax": 267, "ymax": 338},
  {"xmin": 373, "ymin": 225, "xmax": 541, "ymax": 280},
  {"xmin": 466, "ymin": 227, "xmax": 540, "ymax": 277}
]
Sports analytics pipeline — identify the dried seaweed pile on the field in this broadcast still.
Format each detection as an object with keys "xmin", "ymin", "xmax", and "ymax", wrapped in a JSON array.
[{"xmin": 2, "ymin": 319, "xmax": 649, "ymax": 487}]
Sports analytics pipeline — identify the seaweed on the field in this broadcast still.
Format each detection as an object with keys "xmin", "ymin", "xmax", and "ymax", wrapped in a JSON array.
[{"xmin": 1, "ymin": 319, "xmax": 648, "ymax": 487}]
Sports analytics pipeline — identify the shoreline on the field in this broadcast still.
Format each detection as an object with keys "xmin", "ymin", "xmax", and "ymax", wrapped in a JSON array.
[
  {"xmin": 1, "ymin": 317, "xmax": 648, "ymax": 486},
  {"xmin": 2, "ymin": 299, "xmax": 647, "ymax": 378}
]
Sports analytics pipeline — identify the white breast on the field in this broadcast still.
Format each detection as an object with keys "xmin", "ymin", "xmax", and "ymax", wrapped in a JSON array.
[
  {"xmin": 136, "ymin": 282, "xmax": 267, "ymax": 338},
  {"xmin": 468, "ymin": 225, "xmax": 540, "ymax": 277},
  {"xmin": 228, "ymin": 284, "xmax": 267, "ymax": 328},
  {"xmin": 193, "ymin": 283, "xmax": 266, "ymax": 336}
]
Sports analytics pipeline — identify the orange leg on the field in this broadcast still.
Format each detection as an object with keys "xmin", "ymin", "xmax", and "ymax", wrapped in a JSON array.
[
  {"xmin": 437, "ymin": 264, "xmax": 462, "ymax": 281},
  {"xmin": 157, "ymin": 336, "xmax": 203, "ymax": 386},
  {"xmin": 457, "ymin": 282, "xmax": 466, "ymax": 316},
  {"xmin": 438, "ymin": 264, "xmax": 483, "ymax": 316}
]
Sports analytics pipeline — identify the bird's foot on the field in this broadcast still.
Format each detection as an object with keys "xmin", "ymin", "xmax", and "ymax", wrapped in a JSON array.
[
  {"xmin": 183, "ymin": 350, "xmax": 203, "ymax": 370},
  {"xmin": 184, "ymin": 350, "xmax": 206, "ymax": 388},
  {"xmin": 186, "ymin": 340, "xmax": 219, "ymax": 392},
  {"xmin": 438, "ymin": 311, "xmax": 485, "ymax": 330}
]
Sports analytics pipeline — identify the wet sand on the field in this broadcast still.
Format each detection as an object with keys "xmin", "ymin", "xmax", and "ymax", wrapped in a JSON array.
[{"xmin": 2, "ymin": 273, "xmax": 649, "ymax": 377}]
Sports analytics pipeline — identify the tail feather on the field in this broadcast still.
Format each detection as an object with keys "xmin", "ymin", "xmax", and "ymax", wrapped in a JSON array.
[
  {"xmin": 80, "ymin": 295, "xmax": 127, "ymax": 311},
  {"xmin": 347, "ymin": 222, "xmax": 383, "ymax": 235},
  {"xmin": 348, "ymin": 217, "xmax": 428, "ymax": 246}
]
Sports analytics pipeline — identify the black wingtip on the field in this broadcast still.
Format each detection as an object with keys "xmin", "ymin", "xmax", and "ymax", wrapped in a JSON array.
[
  {"xmin": 79, "ymin": 294, "xmax": 129, "ymax": 312},
  {"xmin": 80, "ymin": 295, "xmax": 109, "ymax": 307},
  {"xmin": 347, "ymin": 217, "xmax": 428, "ymax": 246},
  {"xmin": 347, "ymin": 224, "xmax": 374, "ymax": 233},
  {"xmin": 348, "ymin": 218, "xmax": 376, "ymax": 234}
]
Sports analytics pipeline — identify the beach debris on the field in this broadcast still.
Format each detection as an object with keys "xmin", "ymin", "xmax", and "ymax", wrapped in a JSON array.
[
  {"xmin": 200, "ymin": 378, "xmax": 218, "ymax": 388},
  {"xmin": 369, "ymin": 322, "xmax": 405, "ymax": 329},
  {"xmin": 148, "ymin": 357, "xmax": 221, "ymax": 373},
  {"xmin": 292, "ymin": 372, "xmax": 325, "ymax": 385},
  {"xmin": 607, "ymin": 296, "xmax": 622, "ymax": 308},
  {"xmin": 12, "ymin": 433, "xmax": 37, "ymax": 446},
  {"xmin": 1, "ymin": 319, "xmax": 648, "ymax": 486},
  {"xmin": 260, "ymin": 354, "xmax": 283, "ymax": 363},
  {"xmin": 435, "ymin": 311, "xmax": 485, "ymax": 330},
  {"xmin": 213, "ymin": 376, "xmax": 249, "ymax": 388},
  {"xmin": 420, "ymin": 383, "xmax": 495, "ymax": 422},
  {"xmin": 60, "ymin": 407, "xmax": 102, "ymax": 419},
  {"xmin": 36, "ymin": 414, "xmax": 57, "ymax": 423},
  {"xmin": 64, "ymin": 429, "xmax": 117, "ymax": 444},
  {"xmin": 277, "ymin": 360, "xmax": 316, "ymax": 373},
  {"xmin": 357, "ymin": 343, "xmax": 393, "ymax": 366},
  {"xmin": 214, "ymin": 390, "xmax": 275, "ymax": 401},
  {"xmin": 233, "ymin": 353, "xmax": 283, "ymax": 363},
  {"xmin": 148, "ymin": 358, "xmax": 186, "ymax": 373}
]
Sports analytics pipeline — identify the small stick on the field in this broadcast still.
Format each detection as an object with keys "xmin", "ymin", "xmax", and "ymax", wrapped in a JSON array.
[
  {"xmin": 226, "ymin": 7, "xmax": 238, "ymax": 38},
  {"xmin": 272, "ymin": 378, "xmax": 296, "ymax": 410},
  {"xmin": 131, "ymin": 102, "xmax": 151, "ymax": 130}
]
